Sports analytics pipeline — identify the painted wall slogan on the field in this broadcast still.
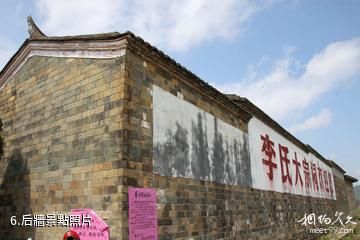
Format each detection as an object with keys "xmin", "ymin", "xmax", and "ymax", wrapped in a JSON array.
[
  {"xmin": 153, "ymin": 85, "xmax": 252, "ymax": 186},
  {"xmin": 128, "ymin": 188, "xmax": 158, "ymax": 240},
  {"xmin": 248, "ymin": 117, "xmax": 336, "ymax": 200}
]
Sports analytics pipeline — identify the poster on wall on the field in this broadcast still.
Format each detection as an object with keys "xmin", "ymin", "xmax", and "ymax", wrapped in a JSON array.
[
  {"xmin": 128, "ymin": 187, "xmax": 158, "ymax": 240},
  {"xmin": 70, "ymin": 208, "xmax": 109, "ymax": 240}
]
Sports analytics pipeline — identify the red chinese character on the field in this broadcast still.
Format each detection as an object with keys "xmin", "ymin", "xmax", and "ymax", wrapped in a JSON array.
[
  {"xmin": 302, "ymin": 158, "xmax": 311, "ymax": 189},
  {"xmin": 311, "ymin": 162, "xmax": 319, "ymax": 191},
  {"xmin": 328, "ymin": 172, "xmax": 334, "ymax": 196},
  {"xmin": 261, "ymin": 134, "xmax": 277, "ymax": 181},
  {"xmin": 292, "ymin": 152, "xmax": 303, "ymax": 186},
  {"xmin": 279, "ymin": 144, "xmax": 292, "ymax": 185},
  {"xmin": 317, "ymin": 166, "xmax": 324, "ymax": 192},
  {"xmin": 324, "ymin": 170, "xmax": 330, "ymax": 192}
]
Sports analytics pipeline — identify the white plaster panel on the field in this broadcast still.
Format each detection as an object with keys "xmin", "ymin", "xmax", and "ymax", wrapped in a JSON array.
[
  {"xmin": 153, "ymin": 85, "xmax": 251, "ymax": 186},
  {"xmin": 249, "ymin": 117, "xmax": 336, "ymax": 200}
]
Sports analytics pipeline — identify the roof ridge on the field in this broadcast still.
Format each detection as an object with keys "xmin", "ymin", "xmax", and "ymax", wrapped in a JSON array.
[{"xmin": 27, "ymin": 15, "xmax": 46, "ymax": 39}]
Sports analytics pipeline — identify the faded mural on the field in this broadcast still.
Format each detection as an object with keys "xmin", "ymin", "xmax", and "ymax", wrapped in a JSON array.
[{"xmin": 153, "ymin": 85, "xmax": 252, "ymax": 186}]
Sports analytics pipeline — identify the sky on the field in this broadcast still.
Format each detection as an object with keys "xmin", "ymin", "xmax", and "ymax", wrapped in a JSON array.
[{"xmin": 0, "ymin": 0, "xmax": 360, "ymax": 184}]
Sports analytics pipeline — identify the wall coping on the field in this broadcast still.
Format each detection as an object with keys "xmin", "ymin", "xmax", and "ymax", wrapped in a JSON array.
[
  {"xmin": 0, "ymin": 17, "xmax": 252, "ymax": 123},
  {"xmin": 226, "ymin": 94, "xmax": 338, "ymax": 169}
]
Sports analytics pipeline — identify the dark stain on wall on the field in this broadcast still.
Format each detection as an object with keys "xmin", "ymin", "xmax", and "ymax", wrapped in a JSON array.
[
  {"xmin": 174, "ymin": 123, "xmax": 189, "ymax": 176},
  {"xmin": 225, "ymin": 141, "xmax": 234, "ymax": 183},
  {"xmin": 0, "ymin": 149, "xmax": 36, "ymax": 239},
  {"xmin": 154, "ymin": 131, "xmax": 173, "ymax": 176},
  {"xmin": 191, "ymin": 113, "xmax": 210, "ymax": 180},
  {"xmin": 154, "ymin": 122, "xmax": 189, "ymax": 177},
  {"xmin": 154, "ymin": 112, "xmax": 252, "ymax": 187},
  {"xmin": 240, "ymin": 134, "xmax": 252, "ymax": 186},
  {"xmin": 233, "ymin": 138, "xmax": 242, "ymax": 185},
  {"xmin": 212, "ymin": 117, "xmax": 225, "ymax": 183}
]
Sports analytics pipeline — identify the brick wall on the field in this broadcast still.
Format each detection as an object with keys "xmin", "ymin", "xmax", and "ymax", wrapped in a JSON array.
[
  {"xmin": 0, "ymin": 56, "xmax": 126, "ymax": 239},
  {"xmin": 345, "ymin": 180, "xmax": 357, "ymax": 215},
  {"xmin": 0, "ymin": 40, "xmax": 357, "ymax": 240},
  {"xmin": 121, "ymin": 49, "xmax": 344, "ymax": 240},
  {"xmin": 333, "ymin": 175, "xmax": 351, "ymax": 215}
]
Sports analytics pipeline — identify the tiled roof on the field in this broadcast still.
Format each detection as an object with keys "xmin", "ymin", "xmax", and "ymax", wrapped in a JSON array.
[
  {"xmin": 0, "ymin": 17, "xmax": 354, "ymax": 177},
  {"xmin": 226, "ymin": 94, "xmax": 336, "ymax": 168},
  {"xmin": 0, "ymin": 16, "xmax": 252, "ymax": 123},
  {"xmin": 344, "ymin": 175, "xmax": 358, "ymax": 183}
]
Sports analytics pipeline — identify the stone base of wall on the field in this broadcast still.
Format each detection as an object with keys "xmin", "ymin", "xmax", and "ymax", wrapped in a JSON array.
[{"xmin": 118, "ymin": 168, "xmax": 343, "ymax": 240}]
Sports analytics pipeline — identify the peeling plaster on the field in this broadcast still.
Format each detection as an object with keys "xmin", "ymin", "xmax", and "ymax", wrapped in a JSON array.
[{"xmin": 153, "ymin": 85, "xmax": 251, "ymax": 187}]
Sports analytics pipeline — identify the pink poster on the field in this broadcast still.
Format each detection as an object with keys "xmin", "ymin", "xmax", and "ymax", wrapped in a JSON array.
[
  {"xmin": 128, "ymin": 187, "xmax": 158, "ymax": 240},
  {"xmin": 70, "ymin": 208, "xmax": 109, "ymax": 240}
]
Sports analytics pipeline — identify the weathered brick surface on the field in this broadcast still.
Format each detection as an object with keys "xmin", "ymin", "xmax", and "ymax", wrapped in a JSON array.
[
  {"xmin": 345, "ymin": 181, "xmax": 357, "ymax": 215},
  {"xmin": 333, "ymin": 176, "xmax": 350, "ymax": 215},
  {"xmin": 0, "ymin": 56, "xmax": 126, "ymax": 240},
  {"xmin": 0, "ymin": 41, "xmax": 357, "ymax": 240},
  {"xmin": 121, "ymin": 50, "xmax": 354, "ymax": 240},
  {"xmin": 117, "ymin": 168, "xmax": 337, "ymax": 240}
]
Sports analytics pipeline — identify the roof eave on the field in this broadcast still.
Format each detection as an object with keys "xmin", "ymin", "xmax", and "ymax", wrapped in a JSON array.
[
  {"xmin": 344, "ymin": 174, "xmax": 358, "ymax": 183},
  {"xmin": 328, "ymin": 160, "xmax": 347, "ymax": 174},
  {"xmin": 0, "ymin": 33, "xmax": 130, "ymax": 91}
]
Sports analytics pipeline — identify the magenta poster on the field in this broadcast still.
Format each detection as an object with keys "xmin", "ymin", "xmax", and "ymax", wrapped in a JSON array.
[
  {"xmin": 70, "ymin": 208, "xmax": 109, "ymax": 240},
  {"xmin": 128, "ymin": 187, "xmax": 158, "ymax": 240}
]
